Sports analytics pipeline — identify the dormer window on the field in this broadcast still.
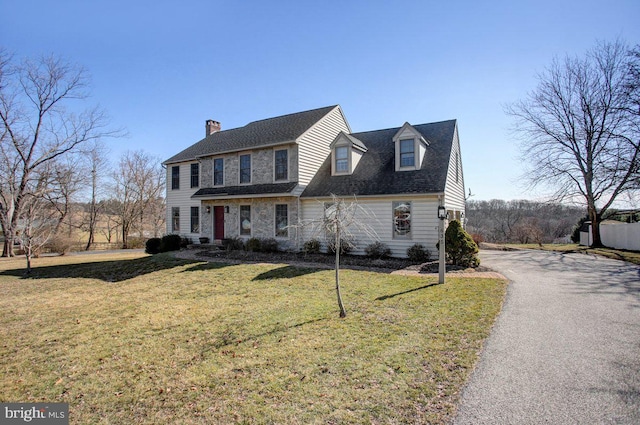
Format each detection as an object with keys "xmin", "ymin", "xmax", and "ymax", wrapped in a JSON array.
[
  {"xmin": 399, "ymin": 139, "xmax": 415, "ymax": 167},
  {"xmin": 335, "ymin": 146, "xmax": 349, "ymax": 173},
  {"xmin": 393, "ymin": 123, "xmax": 428, "ymax": 172},
  {"xmin": 330, "ymin": 132, "xmax": 367, "ymax": 176}
]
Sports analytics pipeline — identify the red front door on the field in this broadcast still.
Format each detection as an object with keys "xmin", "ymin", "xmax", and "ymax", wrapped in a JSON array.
[{"xmin": 213, "ymin": 206, "xmax": 225, "ymax": 240}]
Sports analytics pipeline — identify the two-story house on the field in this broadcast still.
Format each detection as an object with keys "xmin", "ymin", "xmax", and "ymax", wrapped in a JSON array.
[
  {"xmin": 163, "ymin": 105, "xmax": 351, "ymax": 251},
  {"xmin": 163, "ymin": 105, "xmax": 466, "ymax": 258}
]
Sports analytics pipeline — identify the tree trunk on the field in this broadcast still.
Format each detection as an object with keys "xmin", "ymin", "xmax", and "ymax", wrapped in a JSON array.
[
  {"xmin": 122, "ymin": 225, "xmax": 128, "ymax": 249},
  {"xmin": 335, "ymin": 225, "xmax": 346, "ymax": 318},
  {"xmin": 3, "ymin": 231, "xmax": 15, "ymax": 257},
  {"xmin": 25, "ymin": 245, "xmax": 32, "ymax": 275},
  {"xmin": 588, "ymin": 206, "xmax": 603, "ymax": 247}
]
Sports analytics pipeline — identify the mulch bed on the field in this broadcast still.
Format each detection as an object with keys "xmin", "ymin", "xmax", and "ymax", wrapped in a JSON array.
[{"xmin": 190, "ymin": 248, "xmax": 489, "ymax": 274}]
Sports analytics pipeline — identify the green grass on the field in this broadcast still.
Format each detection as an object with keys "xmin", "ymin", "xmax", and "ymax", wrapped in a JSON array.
[
  {"xmin": 0, "ymin": 252, "xmax": 507, "ymax": 424},
  {"xmin": 504, "ymin": 243, "xmax": 640, "ymax": 265}
]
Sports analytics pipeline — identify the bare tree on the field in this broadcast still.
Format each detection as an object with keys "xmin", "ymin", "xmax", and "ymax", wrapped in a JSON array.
[
  {"xmin": 299, "ymin": 195, "xmax": 379, "ymax": 318},
  {"xmin": 15, "ymin": 170, "xmax": 58, "ymax": 273},
  {"xmin": 44, "ymin": 156, "xmax": 85, "ymax": 237},
  {"xmin": 0, "ymin": 51, "xmax": 118, "ymax": 256},
  {"xmin": 507, "ymin": 40, "xmax": 640, "ymax": 246},
  {"xmin": 98, "ymin": 199, "xmax": 121, "ymax": 244},
  {"xmin": 112, "ymin": 150, "xmax": 165, "ymax": 248},
  {"xmin": 82, "ymin": 141, "xmax": 110, "ymax": 250}
]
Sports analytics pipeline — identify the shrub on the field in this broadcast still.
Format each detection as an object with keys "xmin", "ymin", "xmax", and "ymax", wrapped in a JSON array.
[
  {"xmin": 127, "ymin": 237, "xmax": 146, "ymax": 249},
  {"xmin": 245, "ymin": 237, "xmax": 262, "ymax": 252},
  {"xmin": 326, "ymin": 236, "xmax": 355, "ymax": 255},
  {"xmin": 159, "ymin": 234, "xmax": 182, "ymax": 252},
  {"xmin": 145, "ymin": 237, "xmax": 162, "ymax": 254},
  {"xmin": 180, "ymin": 236, "xmax": 191, "ymax": 248},
  {"xmin": 260, "ymin": 238, "xmax": 279, "ymax": 253},
  {"xmin": 407, "ymin": 243, "xmax": 430, "ymax": 263},
  {"xmin": 225, "ymin": 237, "xmax": 244, "ymax": 251},
  {"xmin": 365, "ymin": 241, "xmax": 392, "ymax": 259},
  {"xmin": 445, "ymin": 220, "xmax": 480, "ymax": 267},
  {"xmin": 45, "ymin": 234, "xmax": 76, "ymax": 256},
  {"xmin": 303, "ymin": 239, "xmax": 321, "ymax": 254}
]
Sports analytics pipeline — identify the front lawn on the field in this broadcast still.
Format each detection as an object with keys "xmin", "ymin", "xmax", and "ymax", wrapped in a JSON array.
[{"xmin": 0, "ymin": 252, "xmax": 506, "ymax": 424}]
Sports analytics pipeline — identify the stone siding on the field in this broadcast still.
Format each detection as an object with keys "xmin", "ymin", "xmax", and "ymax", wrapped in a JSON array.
[{"xmin": 200, "ymin": 197, "xmax": 299, "ymax": 251}]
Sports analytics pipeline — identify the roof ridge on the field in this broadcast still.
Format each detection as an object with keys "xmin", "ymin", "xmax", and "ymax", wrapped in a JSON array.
[
  {"xmin": 350, "ymin": 119, "xmax": 456, "ymax": 137},
  {"xmin": 244, "ymin": 105, "xmax": 337, "ymax": 126}
]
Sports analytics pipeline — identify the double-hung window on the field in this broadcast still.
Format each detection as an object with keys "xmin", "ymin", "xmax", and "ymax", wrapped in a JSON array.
[
  {"xmin": 240, "ymin": 205, "xmax": 251, "ymax": 235},
  {"xmin": 171, "ymin": 207, "xmax": 180, "ymax": 232},
  {"xmin": 399, "ymin": 139, "xmax": 415, "ymax": 167},
  {"xmin": 275, "ymin": 204, "xmax": 288, "ymax": 237},
  {"xmin": 214, "ymin": 158, "xmax": 224, "ymax": 186},
  {"xmin": 190, "ymin": 163, "xmax": 199, "ymax": 188},
  {"xmin": 240, "ymin": 154, "xmax": 251, "ymax": 184},
  {"xmin": 335, "ymin": 146, "xmax": 348, "ymax": 173},
  {"xmin": 190, "ymin": 206, "xmax": 199, "ymax": 233},
  {"xmin": 171, "ymin": 166, "xmax": 180, "ymax": 190},
  {"xmin": 275, "ymin": 149, "xmax": 288, "ymax": 181}
]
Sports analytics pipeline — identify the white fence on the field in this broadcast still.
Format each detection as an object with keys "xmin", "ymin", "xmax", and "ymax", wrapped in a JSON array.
[{"xmin": 600, "ymin": 221, "xmax": 640, "ymax": 251}]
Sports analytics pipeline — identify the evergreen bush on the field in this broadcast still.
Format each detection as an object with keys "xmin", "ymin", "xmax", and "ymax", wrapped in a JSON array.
[
  {"xmin": 445, "ymin": 220, "xmax": 480, "ymax": 267},
  {"xmin": 407, "ymin": 243, "xmax": 430, "ymax": 263},
  {"xmin": 225, "ymin": 237, "xmax": 245, "ymax": 251},
  {"xmin": 145, "ymin": 237, "xmax": 162, "ymax": 254},
  {"xmin": 260, "ymin": 238, "xmax": 279, "ymax": 253},
  {"xmin": 160, "ymin": 234, "xmax": 182, "ymax": 252},
  {"xmin": 365, "ymin": 241, "xmax": 392, "ymax": 259}
]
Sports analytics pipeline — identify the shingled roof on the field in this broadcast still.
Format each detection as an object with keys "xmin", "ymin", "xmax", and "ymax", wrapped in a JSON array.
[
  {"xmin": 163, "ymin": 105, "xmax": 338, "ymax": 164},
  {"xmin": 191, "ymin": 182, "xmax": 298, "ymax": 199},
  {"xmin": 301, "ymin": 120, "xmax": 457, "ymax": 197}
]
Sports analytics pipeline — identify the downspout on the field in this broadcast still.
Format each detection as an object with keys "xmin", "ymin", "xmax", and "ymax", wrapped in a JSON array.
[{"xmin": 296, "ymin": 196, "xmax": 301, "ymax": 251}]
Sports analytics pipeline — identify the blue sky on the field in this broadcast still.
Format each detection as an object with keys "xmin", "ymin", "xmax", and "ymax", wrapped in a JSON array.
[{"xmin": 2, "ymin": 0, "xmax": 639, "ymax": 201}]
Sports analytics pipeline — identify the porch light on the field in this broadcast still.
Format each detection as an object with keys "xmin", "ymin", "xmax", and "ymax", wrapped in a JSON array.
[
  {"xmin": 437, "ymin": 205, "xmax": 447, "ymax": 220},
  {"xmin": 205, "ymin": 206, "xmax": 211, "ymax": 214}
]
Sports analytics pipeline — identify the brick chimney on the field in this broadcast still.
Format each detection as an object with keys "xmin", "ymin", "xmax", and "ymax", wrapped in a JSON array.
[{"xmin": 206, "ymin": 119, "xmax": 221, "ymax": 136}]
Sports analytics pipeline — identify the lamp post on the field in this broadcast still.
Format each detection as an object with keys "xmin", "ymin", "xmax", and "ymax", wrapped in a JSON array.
[{"xmin": 438, "ymin": 205, "xmax": 447, "ymax": 284}]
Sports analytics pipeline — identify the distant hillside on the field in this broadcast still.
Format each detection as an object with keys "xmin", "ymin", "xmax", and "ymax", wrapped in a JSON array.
[{"xmin": 466, "ymin": 200, "xmax": 584, "ymax": 244}]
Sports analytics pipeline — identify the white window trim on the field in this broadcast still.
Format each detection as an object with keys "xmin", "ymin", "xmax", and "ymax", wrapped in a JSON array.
[
  {"xmin": 396, "ymin": 138, "xmax": 418, "ymax": 171},
  {"xmin": 190, "ymin": 163, "xmax": 200, "ymax": 188},
  {"xmin": 273, "ymin": 148, "xmax": 289, "ymax": 182},
  {"xmin": 171, "ymin": 165, "xmax": 180, "ymax": 190},
  {"xmin": 332, "ymin": 144, "xmax": 351, "ymax": 175},
  {"xmin": 190, "ymin": 206, "xmax": 200, "ymax": 233},
  {"xmin": 392, "ymin": 201, "xmax": 413, "ymax": 240},
  {"xmin": 171, "ymin": 207, "xmax": 180, "ymax": 232}
]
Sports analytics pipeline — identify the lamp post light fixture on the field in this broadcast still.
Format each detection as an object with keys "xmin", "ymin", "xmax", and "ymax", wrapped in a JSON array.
[
  {"xmin": 438, "ymin": 205, "xmax": 447, "ymax": 220},
  {"xmin": 437, "ymin": 205, "xmax": 446, "ymax": 284}
]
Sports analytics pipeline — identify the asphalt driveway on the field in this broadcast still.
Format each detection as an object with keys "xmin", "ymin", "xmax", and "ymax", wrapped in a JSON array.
[{"xmin": 453, "ymin": 249, "xmax": 640, "ymax": 424}]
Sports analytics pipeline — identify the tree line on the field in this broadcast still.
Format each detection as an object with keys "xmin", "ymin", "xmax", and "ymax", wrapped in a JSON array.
[
  {"xmin": 465, "ymin": 199, "xmax": 585, "ymax": 245},
  {"xmin": 0, "ymin": 51, "xmax": 165, "ymax": 268}
]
